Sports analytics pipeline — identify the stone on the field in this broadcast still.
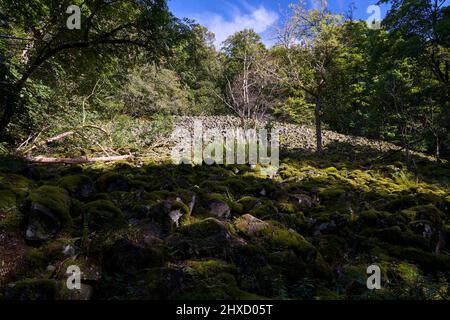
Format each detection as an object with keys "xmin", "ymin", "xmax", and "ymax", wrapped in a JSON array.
[
  {"xmin": 59, "ymin": 175, "xmax": 93, "ymax": 199},
  {"xmin": 290, "ymin": 194, "xmax": 316, "ymax": 209},
  {"xmin": 61, "ymin": 283, "xmax": 94, "ymax": 300},
  {"xmin": 25, "ymin": 203, "xmax": 62, "ymax": 242},
  {"xmin": 207, "ymin": 199, "xmax": 231, "ymax": 219},
  {"xmin": 234, "ymin": 214, "xmax": 268, "ymax": 236},
  {"xmin": 102, "ymin": 239, "xmax": 165, "ymax": 275}
]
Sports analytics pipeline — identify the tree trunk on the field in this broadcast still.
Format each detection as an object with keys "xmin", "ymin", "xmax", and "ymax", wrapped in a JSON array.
[
  {"xmin": 315, "ymin": 96, "xmax": 323, "ymax": 153},
  {"xmin": 436, "ymin": 135, "xmax": 440, "ymax": 162},
  {"xmin": 0, "ymin": 83, "xmax": 19, "ymax": 134}
]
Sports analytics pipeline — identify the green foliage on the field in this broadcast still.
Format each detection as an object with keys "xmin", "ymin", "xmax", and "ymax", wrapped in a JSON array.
[{"xmin": 122, "ymin": 64, "xmax": 190, "ymax": 116}]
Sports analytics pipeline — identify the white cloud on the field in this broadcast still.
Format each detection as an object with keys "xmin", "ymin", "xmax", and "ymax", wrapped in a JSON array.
[{"xmin": 193, "ymin": 6, "xmax": 279, "ymax": 49}]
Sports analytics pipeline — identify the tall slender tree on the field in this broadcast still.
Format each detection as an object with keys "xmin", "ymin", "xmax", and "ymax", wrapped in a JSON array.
[{"xmin": 277, "ymin": 0, "xmax": 344, "ymax": 153}]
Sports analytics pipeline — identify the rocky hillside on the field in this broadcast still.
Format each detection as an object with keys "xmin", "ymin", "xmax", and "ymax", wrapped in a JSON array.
[
  {"xmin": 1, "ymin": 121, "xmax": 450, "ymax": 300},
  {"xmin": 146, "ymin": 116, "xmax": 404, "ymax": 160}
]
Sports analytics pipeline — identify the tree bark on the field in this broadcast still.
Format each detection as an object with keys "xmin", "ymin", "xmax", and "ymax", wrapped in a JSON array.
[{"xmin": 315, "ymin": 95, "xmax": 323, "ymax": 153}]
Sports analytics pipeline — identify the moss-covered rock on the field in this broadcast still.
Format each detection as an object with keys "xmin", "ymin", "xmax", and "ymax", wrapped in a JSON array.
[
  {"xmin": 392, "ymin": 262, "xmax": 421, "ymax": 285},
  {"xmin": 25, "ymin": 186, "xmax": 73, "ymax": 242},
  {"xmin": 237, "ymin": 196, "xmax": 260, "ymax": 212},
  {"xmin": 24, "ymin": 248, "xmax": 47, "ymax": 272},
  {"xmin": 318, "ymin": 187, "xmax": 347, "ymax": 202},
  {"xmin": 206, "ymin": 198, "xmax": 231, "ymax": 219},
  {"xmin": 3, "ymin": 279, "xmax": 58, "ymax": 300},
  {"xmin": 401, "ymin": 205, "xmax": 444, "ymax": 226},
  {"xmin": 258, "ymin": 224, "xmax": 317, "ymax": 262},
  {"xmin": 0, "ymin": 173, "xmax": 33, "ymax": 193},
  {"xmin": 267, "ymin": 250, "xmax": 308, "ymax": 281},
  {"xmin": 167, "ymin": 218, "xmax": 233, "ymax": 259},
  {"xmin": 234, "ymin": 214, "xmax": 268, "ymax": 237},
  {"xmin": 27, "ymin": 186, "xmax": 72, "ymax": 226},
  {"xmin": 84, "ymin": 200, "xmax": 125, "ymax": 231},
  {"xmin": 102, "ymin": 238, "xmax": 165, "ymax": 274},
  {"xmin": 59, "ymin": 174, "xmax": 93, "ymax": 199},
  {"xmin": 147, "ymin": 199, "xmax": 191, "ymax": 231},
  {"xmin": 95, "ymin": 173, "xmax": 130, "ymax": 192},
  {"xmin": 186, "ymin": 259, "xmax": 237, "ymax": 277}
]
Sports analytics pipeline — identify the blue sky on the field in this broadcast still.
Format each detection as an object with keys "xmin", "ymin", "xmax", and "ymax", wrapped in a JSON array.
[{"xmin": 168, "ymin": 0, "xmax": 391, "ymax": 48}]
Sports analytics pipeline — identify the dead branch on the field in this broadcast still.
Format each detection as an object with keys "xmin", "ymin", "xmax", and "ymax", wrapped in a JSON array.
[
  {"xmin": 25, "ymin": 155, "xmax": 134, "ymax": 164},
  {"xmin": 19, "ymin": 124, "xmax": 110, "ymax": 154}
]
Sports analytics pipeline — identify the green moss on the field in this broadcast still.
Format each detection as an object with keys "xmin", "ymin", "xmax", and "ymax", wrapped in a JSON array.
[
  {"xmin": 394, "ymin": 262, "xmax": 420, "ymax": 285},
  {"xmin": 0, "ymin": 188, "xmax": 23, "ymax": 231},
  {"xmin": 172, "ymin": 200, "xmax": 191, "ymax": 226},
  {"xmin": 318, "ymin": 187, "xmax": 346, "ymax": 202},
  {"xmin": 323, "ymin": 167, "xmax": 339, "ymax": 173},
  {"xmin": 95, "ymin": 172, "xmax": 130, "ymax": 192},
  {"xmin": 59, "ymin": 174, "xmax": 93, "ymax": 197},
  {"xmin": 7, "ymin": 279, "xmax": 58, "ymax": 300},
  {"xmin": 315, "ymin": 288, "xmax": 343, "ymax": 300},
  {"xmin": 200, "ymin": 180, "xmax": 230, "ymax": 194},
  {"xmin": 186, "ymin": 259, "xmax": 237, "ymax": 277},
  {"xmin": 234, "ymin": 214, "xmax": 269, "ymax": 237},
  {"xmin": 357, "ymin": 210, "xmax": 391, "ymax": 227},
  {"xmin": 179, "ymin": 218, "xmax": 229, "ymax": 239},
  {"xmin": 0, "ymin": 189, "xmax": 15, "ymax": 210},
  {"xmin": 28, "ymin": 186, "xmax": 72, "ymax": 226},
  {"xmin": 267, "ymin": 250, "xmax": 308, "ymax": 281},
  {"xmin": 147, "ymin": 190, "xmax": 176, "ymax": 201},
  {"xmin": 387, "ymin": 245, "xmax": 450, "ymax": 272},
  {"xmin": 277, "ymin": 202, "xmax": 296, "ymax": 213},
  {"xmin": 229, "ymin": 201, "xmax": 244, "ymax": 215},
  {"xmin": 0, "ymin": 174, "xmax": 33, "ymax": 192},
  {"xmin": 170, "ymin": 218, "xmax": 233, "ymax": 259},
  {"xmin": 24, "ymin": 248, "xmax": 47, "ymax": 271},
  {"xmin": 84, "ymin": 200, "xmax": 125, "ymax": 230},
  {"xmin": 401, "ymin": 204, "xmax": 444, "ymax": 225},
  {"xmin": 249, "ymin": 202, "xmax": 278, "ymax": 219},
  {"xmin": 382, "ymin": 195, "xmax": 418, "ymax": 212},
  {"xmin": 259, "ymin": 225, "xmax": 316, "ymax": 261},
  {"xmin": 237, "ymin": 196, "xmax": 259, "ymax": 212}
]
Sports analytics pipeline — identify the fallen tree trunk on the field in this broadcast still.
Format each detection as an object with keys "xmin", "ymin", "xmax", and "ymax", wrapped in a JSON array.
[
  {"xmin": 18, "ymin": 125, "xmax": 110, "ymax": 154},
  {"xmin": 25, "ymin": 155, "xmax": 133, "ymax": 164}
]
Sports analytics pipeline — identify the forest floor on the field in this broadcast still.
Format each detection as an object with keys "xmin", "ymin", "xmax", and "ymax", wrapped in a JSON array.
[{"xmin": 1, "ymin": 117, "xmax": 450, "ymax": 300}]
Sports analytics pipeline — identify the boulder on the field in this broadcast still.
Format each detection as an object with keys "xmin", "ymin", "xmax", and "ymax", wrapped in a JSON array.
[
  {"xmin": 102, "ymin": 238, "xmax": 165, "ymax": 275},
  {"xmin": 234, "ymin": 214, "xmax": 268, "ymax": 236},
  {"xmin": 3, "ymin": 279, "xmax": 58, "ymax": 300},
  {"xmin": 95, "ymin": 173, "xmax": 130, "ymax": 192},
  {"xmin": 167, "ymin": 218, "xmax": 233, "ymax": 259},
  {"xmin": 84, "ymin": 200, "xmax": 125, "ymax": 231},
  {"xmin": 289, "ymin": 194, "xmax": 317, "ymax": 209},
  {"xmin": 207, "ymin": 199, "xmax": 231, "ymax": 219},
  {"xmin": 59, "ymin": 175, "xmax": 93, "ymax": 199},
  {"xmin": 24, "ymin": 186, "xmax": 72, "ymax": 242},
  {"xmin": 148, "ymin": 199, "xmax": 190, "ymax": 231}
]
